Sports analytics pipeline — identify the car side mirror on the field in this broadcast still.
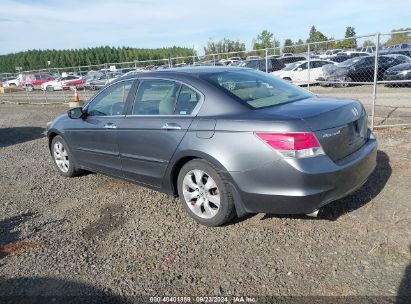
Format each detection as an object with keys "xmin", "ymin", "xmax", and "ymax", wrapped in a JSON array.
[
  {"xmin": 297, "ymin": 67, "xmax": 303, "ymax": 71},
  {"xmin": 67, "ymin": 107, "xmax": 84, "ymax": 119}
]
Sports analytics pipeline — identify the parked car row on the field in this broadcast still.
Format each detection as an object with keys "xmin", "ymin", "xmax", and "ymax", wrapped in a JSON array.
[
  {"xmin": 319, "ymin": 56, "xmax": 405, "ymax": 86},
  {"xmin": 2, "ymin": 43, "xmax": 410, "ymax": 92},
  {"xmin": 268, "ymin": 51, "xmax": 411, "ymax": 87}
]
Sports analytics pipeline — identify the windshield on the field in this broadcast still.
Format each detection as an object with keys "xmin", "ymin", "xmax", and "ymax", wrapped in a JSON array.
[
  {"xmin": 283, "ymin": 62, "xmax": 301, "ymax": 71},
  {"xmin": 201, "ymin": 69, "xmax": 312, "ymax": 109},
  {"xmin": 338, "ymin": 57, "xmax": 363, "ymax": 67}
]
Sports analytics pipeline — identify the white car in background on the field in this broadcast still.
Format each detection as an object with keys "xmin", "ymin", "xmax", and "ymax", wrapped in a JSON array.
[
  {"xmin": 336, "ymin": 51, "xmax": 370, "ymax": 57},
  {"xmin": 318, "ymin": 49, "xmax": 342, "ymax": 59},
  {"xmin": 3, "ymin": 77, "xmax": 20, "ymax": 87},
  {"xmin": 41, "ymin": 75, "xmax": 83, "ymax": 91},
  {"xmin": 271, "ymin": 59, "xmax": 334, "ymax": 85}
]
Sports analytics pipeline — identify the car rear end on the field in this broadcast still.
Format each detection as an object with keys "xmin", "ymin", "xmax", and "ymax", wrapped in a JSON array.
[
  {"xmin": 230, "ymin": 98, "xmax": 377, "ymax": 215},
  {"xmin": 200, "ymin": 69, "xmax": 377, "ymax": 215},
  {"xmin": 383, "ymin": 63, "xmax": 411, "ymax": 83}
]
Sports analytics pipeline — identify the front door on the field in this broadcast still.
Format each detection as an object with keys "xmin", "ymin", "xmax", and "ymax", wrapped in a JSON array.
[
  {"xmin": 65, "ymin": 80, "xmax": 134, "ymax": 175},
  {"xmin": 117, "ymin": 79, "xmax": 202, "ymax": 187}
]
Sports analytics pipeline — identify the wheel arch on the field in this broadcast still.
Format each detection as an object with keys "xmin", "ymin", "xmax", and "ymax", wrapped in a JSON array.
[
  {"xmin": 167, "ymin": 151, "xmax": 229, "ymax": 196},
  {"xmin": 166, "ymin": 151, "xmax": 248, "ymax": 218},
  {"xmin": 47, "ymin": 129, "xmax": 65, "ymax": 151}
]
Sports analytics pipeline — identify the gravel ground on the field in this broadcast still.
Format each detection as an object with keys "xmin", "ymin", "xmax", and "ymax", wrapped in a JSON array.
[{"xmin": 0, "ymin": 104, "xmax": 410, "ymax": 302}]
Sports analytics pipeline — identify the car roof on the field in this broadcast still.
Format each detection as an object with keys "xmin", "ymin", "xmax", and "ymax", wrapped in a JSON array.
[{"xmin": 118, "ymin": 66, "xmax": 252, "ymax": 81}]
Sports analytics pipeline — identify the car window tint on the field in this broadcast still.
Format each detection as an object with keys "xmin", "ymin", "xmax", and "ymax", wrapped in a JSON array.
[
  {"xmin": 86, "ymin": 80, "xmax": 132, "ymax": 116},
  {"xmin": 246, "ymin": 61, "xmax": 259, "ymax": 69},
  {"xmin": 202, "ymin": 69, "xmax": 312, "ymax": 109},
  {"xmin": 312, "ymin": 61, "xmax": 320, "ymax": 68},
  {"xmin": 175, "ymin": 85, "xmax": 201, "ymax": 115},
  {"xmin": 361, "ymin": 57, "xmax": 374, "ymax": 65},
  {"xmin": 133, "ymin": 80, "xmax": 181, "ymax": 115}
]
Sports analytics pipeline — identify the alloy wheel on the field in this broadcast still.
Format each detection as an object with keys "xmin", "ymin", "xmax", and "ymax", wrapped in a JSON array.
[
  {"xmin": 182, "ymin": 169, "xmax": 220, "ymax": 219},
  {"xmin": 53, "ymin": 141, "xmax": 69, "ymax": 173}
]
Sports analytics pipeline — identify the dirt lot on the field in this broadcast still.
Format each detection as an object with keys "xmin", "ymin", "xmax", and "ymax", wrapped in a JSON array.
[{"xmin": 0, "ymin": 103, "xmax": 410, "ymax": 301}]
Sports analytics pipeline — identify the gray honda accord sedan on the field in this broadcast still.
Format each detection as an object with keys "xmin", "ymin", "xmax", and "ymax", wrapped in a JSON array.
[{"xmin": 47, "ymin": 67, "xmax": 377, "ymax": 226}]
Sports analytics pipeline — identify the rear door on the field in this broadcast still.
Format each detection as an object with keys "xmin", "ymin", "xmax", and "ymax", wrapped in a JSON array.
[
  {"xmin": 117, "ymin": 79, "xmax": 203, "ymax": 187},
  {"xmin": 310, "ymin": 61, "xmax": 331, "ymax": 82},
  {"xmin": 350, "ymin": 57, "xmax": 375, "ymax": 81}
]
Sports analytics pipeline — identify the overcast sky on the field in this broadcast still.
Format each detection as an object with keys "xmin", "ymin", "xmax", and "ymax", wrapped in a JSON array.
[{"xmin": 0, "ymin": 0, "xmax": 409, "ymax": 55}]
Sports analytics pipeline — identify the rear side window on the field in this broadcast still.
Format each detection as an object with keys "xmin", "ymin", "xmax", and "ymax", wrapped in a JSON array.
[
  {"xmin": 312, "ymin": 61, "xmax": 329, "ymax": 68},
  {"xmin": 202, "ymin": 69, "xmax": 312, "ymax": 109},
  {"xmin": 175, "ymin": 85, "xmax": 201, "ymax": 115},
  {"xmin": 132, "ymin": 80, "xmax": 201, "ymax": 115},
  {"xmin": 133, "ymin": 80, "xmax": 180, "ymax": 115}
]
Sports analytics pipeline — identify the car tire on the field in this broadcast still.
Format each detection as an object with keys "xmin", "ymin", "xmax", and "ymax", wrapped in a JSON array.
[
  {"xmin": 26, "ymin": 85, "xmax": 34, "ymax": 91},
  {"xmin": 51, "ymin": 135, "xmax": 82, "ymax": 177},
  {"xmin": 177, "ymin": 159, "xmax": 236, "ymax": 226},
  {"xmin": 46, "ymin": 86, "xmax": 54, "ymax": 92}
]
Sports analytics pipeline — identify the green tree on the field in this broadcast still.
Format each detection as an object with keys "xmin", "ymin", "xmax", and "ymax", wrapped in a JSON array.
[
  {"xmin": 306, "ymin": 26, "xmax": 328, "ymax": 51},
  {"xmin": 294, "ymin": 39, "xmax": 307, "ymax": 53},
  {"xmin": 337, "ymin": 26, "xmax": 357, "ymax": 49},
  {"xmin": 363, "ymin": 39, "xmax": 375, "ymax": 47},
  {"xmin": 307, "ymin": 26, "xmax": 328, "ymax": 43},
  {"xmin": 384, "ymin": 28, "xmax": 411, "ymax": 46},
  {"xmin": 204, "ymin": 38, "xmax": 246, "ymax": 55},
  {"xmin": 0, "ymin": 46, "xmax": 196, "ymax": 73},
  {"xmin": 253, "ymin": 30, "xmax": 279, "ymax": 50},
  {"xmin": 282, "ymin": 39, "xmax": 294, "ymax": 53}
]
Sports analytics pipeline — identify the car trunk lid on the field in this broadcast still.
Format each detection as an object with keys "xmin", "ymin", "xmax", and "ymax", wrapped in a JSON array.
[{"xmin": 258, "ymin": 97, "xmax": 368, "ymax": 162}]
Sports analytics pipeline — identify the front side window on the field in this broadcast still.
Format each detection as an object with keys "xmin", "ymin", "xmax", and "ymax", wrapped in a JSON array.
[
  {"xmin": 202, "ymin": 69, "xmax": 312, "ymax": 109},
  {"xmin": 283, "ymin": 62, "xmax": 300, "ymax": 71},
  {"xmin": 298, "ymin": 63, "xmax": 308, "ymax": 70},
  {"xmin": 132, "ymin": 80, "xmax": 200, "ymax": 115},
  {"xmin": 86, "ymin": 80, "xmax": 132, "ymax": 116}
]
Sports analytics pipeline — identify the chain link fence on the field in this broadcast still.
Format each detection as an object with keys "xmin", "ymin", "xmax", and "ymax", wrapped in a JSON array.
[{"xmin": 1, "ymin": 30, "xmax": 410, "ymax": 129}]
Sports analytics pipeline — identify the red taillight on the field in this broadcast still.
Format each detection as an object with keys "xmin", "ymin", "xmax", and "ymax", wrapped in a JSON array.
[{"xmin": 255, "ymin": 132, "xmax": 324, "ymax": 158}]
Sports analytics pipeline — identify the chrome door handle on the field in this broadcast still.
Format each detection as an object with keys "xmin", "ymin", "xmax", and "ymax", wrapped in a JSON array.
[
  {"xmin": 103, "ymin": 123, "xmax": 117, "ymax": 129},
  {"xmin": 161, "ymin": 123, "xmax": 182, "ymax": 130}
]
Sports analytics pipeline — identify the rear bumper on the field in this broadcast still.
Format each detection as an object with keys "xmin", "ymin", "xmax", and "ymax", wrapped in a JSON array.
[{"xmin": 229, "ymin": 137, "xmax": 377, "ymax": 214}]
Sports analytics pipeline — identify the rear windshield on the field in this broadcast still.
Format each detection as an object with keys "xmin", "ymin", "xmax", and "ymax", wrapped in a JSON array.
[
  {"xmin": 201, "ymin": 69, "xmax": 312, "ymax": 109},
  {"xmin": 338, "ymin": 57, "xmax": 363, "ymax": 67}
]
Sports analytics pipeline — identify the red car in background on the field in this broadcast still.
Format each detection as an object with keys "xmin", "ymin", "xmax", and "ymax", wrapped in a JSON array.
[{"xmin": 21, "ymin": 73, "xmax": 55, "ymax": 91}]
